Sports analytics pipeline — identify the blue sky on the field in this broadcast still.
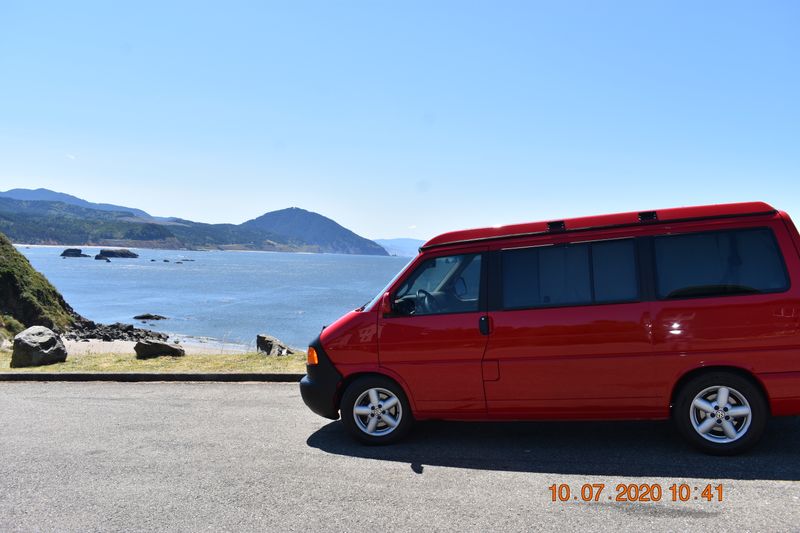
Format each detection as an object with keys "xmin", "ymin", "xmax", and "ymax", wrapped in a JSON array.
[{"xmin": 0, "ymin": 1, "xmax": 798, "ymax": 240}]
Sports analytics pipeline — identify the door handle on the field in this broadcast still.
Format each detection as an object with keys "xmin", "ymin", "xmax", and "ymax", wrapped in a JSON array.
[{"xmin": 478, "ymin": 315, "xmax": 490, "ymax": 336}]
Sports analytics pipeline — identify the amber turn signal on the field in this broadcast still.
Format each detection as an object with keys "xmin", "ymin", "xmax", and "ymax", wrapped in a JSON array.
[{"xmin": 307, "ymin": 346, "xmax": 319, "ymax": 366}]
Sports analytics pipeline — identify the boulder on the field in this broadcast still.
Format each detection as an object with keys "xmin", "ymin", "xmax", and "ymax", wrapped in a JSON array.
[
  {"xmin": 61, "ymin": 248, "xmax": 89, "ymax": 258},
  {"xmin": 11, "ymin": 326, "xmax": 68, "ymax": 368},
  {"xmin": 98, "ymin": 249, "xmax": 139, "ymax": 259},
  {"xmin": 133, "ymin": 314, "xmax": 167, "ymax": 321},
  {"xmin": 134, "ymin": 339, "xmax": 185, "ymax": 359},
  {"xmin": 256, "ymin": 334, "xmax": 295, "ymax": 356},
  {"xmin": 94, "ymin": 254, "xmax": 111, "ymax": 262}
]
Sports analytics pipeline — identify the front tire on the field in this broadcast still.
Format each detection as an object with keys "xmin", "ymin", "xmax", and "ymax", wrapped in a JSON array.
[
  {"xmin": 673, "ymin": 371, "xmax": 768, "ymax": 455},
  {"xmin": 340, "ymin": 376, "xmax": 413, "ymax": 445}
]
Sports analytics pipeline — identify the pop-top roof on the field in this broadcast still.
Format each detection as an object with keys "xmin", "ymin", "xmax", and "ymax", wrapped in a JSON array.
[{"xmin": 421, "ymin": 202, "xmax": 776, "ymax": 250}]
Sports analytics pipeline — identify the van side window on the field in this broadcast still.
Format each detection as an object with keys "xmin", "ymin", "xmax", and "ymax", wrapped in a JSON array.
[
  {"xmin": 592, "ymin": 240, "xmax": 638, "ymax": 302},
  {"xmin": 654, "ymin": 228, "xmax": 789, "ymax": 299},
  {"xmin": 393, "ymin": 254, "xmax": 482, "ymax": 316},
  {"xmin": 502, "ymin": 239, "xmax": 638, "ymax": 309}
]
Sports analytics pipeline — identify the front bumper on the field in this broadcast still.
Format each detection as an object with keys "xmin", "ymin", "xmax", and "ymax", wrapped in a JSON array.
[{"xmin": 299, "ymin": 336, "xmax": 342, "ymax": 420}]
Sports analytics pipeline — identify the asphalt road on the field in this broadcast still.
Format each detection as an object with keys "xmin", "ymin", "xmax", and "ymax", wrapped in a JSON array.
[{"xmin": 1, "ymin": 383, "xmax": 798, "ymax": 532}]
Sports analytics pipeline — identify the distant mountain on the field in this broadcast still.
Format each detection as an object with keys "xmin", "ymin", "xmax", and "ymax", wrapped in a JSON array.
[
  {"xmin": 374, "ymin": 238, "xmax": 425, "ymax": 257},
  {"xmin": 0, "ymin": 197, "xmax": 182, "ymax": 248},
  {"xmin": 0, "ymin": 193, "xmax": 388, "ymax": 256},
  {"xmin": 0, "ymin": 188, "xmax": 154, "ymax": 220},
  {"xmin": 242, "ymin": 208, "xmax": 387, "ymax": 256}
]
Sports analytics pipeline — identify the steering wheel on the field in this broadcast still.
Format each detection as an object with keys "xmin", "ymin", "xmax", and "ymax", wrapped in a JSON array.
[{"xmin": 416, "ymin": 289, "xmax": 441, "ymax": 314}]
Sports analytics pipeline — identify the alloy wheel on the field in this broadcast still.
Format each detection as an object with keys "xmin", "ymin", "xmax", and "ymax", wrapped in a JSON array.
[
  {"xmin": 689, "ymin": 385, "xmax": 752, "ymax": 443},
  {"xmin": 352, "ymin": 387, "xmax": 403, "ymax": 437}
]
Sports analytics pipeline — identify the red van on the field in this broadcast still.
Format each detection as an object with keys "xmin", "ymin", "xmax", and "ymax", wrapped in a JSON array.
[{"xmin": 300, "ymin": 202, "xmax": 800, "ymax": 454}]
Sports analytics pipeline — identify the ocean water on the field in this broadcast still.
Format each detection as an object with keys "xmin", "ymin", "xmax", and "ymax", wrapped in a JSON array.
[{"xmin": 17, "ymin": 246, "xmax": 411, "ymax": 349}]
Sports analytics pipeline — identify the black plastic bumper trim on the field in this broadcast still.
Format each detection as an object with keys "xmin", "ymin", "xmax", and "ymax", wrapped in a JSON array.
[{"xmin": 299, "ymin": 335, "xmax": 342, "ymax": 420}]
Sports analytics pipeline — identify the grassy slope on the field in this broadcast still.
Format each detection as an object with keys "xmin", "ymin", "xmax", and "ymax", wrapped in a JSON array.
[
  {"xmin": 0, "ymin": 232, "xmax": 76, "ymax": 338},
  {"xmin": 0, "ymin": 348, "xmax": 306, "ymax": 373}
]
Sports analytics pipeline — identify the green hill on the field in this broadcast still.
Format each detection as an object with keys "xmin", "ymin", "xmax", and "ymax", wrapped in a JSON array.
[
  {"xmin": 0, "ymin": 197, "xmax": 179, "ymax": 246},
  {"xmin": 0, "ymin": 187, "xmax": 153, "ymax": 219},
  {"xmin": 0, "ymin": 232, "xmax": 77, "ymax": 340},
  {"xmin": 242, "ymin": 207, "xmax": 387, "ymax": 255},
  {"xmin": 0, "ymin": 193, "xmax": 388, "ymax": 255}
]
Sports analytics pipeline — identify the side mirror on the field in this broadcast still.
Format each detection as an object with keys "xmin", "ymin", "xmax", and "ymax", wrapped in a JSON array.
[
  {"xmin": 380, "ymin": 292, "xmax": 392, "ymax": 316},
  {"xmin": 454, "ymin": 277, "xmax": 467, "ymax": 298}
]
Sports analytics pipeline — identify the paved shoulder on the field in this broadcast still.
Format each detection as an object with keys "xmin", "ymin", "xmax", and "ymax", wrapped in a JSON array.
[{"xmin": 1, "ymin": 383, "xmax": 798, "ymax": 532}]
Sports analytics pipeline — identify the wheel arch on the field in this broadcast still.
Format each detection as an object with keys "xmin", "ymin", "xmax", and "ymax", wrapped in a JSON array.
[
  {"xmin": 669, "ymin": 365, "xmax": 771, "ymax": 413},
  {"xmin": 337, "ymin": 370, "xmax": 417, "ymax": 414}
]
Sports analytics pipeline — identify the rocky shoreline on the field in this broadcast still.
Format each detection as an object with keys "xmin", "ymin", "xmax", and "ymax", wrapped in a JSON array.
[{"xmin": 63, "ymin": 318, "xmax": 168, "ymax": 343}]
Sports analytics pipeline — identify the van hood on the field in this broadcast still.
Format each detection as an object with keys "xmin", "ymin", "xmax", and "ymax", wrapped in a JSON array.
[{"xmin": 319, "ymin": 309, "xmax": 379, "ymax": 365}]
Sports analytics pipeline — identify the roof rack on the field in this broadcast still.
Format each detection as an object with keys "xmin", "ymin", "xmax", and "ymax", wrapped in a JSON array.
[{"xmin": 421, "ymin": 202, "xmax": 776, "ymax": 251}]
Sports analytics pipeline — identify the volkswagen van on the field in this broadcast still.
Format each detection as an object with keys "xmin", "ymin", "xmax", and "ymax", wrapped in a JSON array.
[{"xmin": 300, "ymin": 202, "xmax": 800, "ymax": 454}]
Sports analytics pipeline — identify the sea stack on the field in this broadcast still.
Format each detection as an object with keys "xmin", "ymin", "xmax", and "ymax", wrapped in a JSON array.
[
  {"xmin": 60, "ymin": 248, "xmax": 89, "ymax": 258},
  {"xmin": 97, "ymin": 249, "xmax": 139, "ymax": 259}
]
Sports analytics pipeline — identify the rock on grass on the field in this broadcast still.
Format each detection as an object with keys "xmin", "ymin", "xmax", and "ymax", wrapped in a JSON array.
[
  {"xmin": 256, "ymin": 334, "xmax": 296, "ymax": 356},
  {"xmin": 134, "ymin": 340, "xmax": 186, "ymax": 359},
  {"xmin": 11, "ymin": 326, "xmax": 68, "ymax": 368}
]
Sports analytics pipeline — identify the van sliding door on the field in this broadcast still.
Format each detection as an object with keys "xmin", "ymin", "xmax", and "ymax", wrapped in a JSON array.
[{"xmin": 483, "ymin": 238, "xmax": 658, "ymax": 418}]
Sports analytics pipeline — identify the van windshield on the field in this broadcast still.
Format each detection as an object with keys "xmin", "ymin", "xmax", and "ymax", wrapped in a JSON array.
[{"xmin": 361, "ymin": 257, "xmax": 415, "ymax": 311}]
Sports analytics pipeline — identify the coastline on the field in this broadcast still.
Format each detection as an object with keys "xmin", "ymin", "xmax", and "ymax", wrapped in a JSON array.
[
  {"xmin": 64, "ymin": 337, "xmax": 251, "ymax": 357},
  {"xmin": 13, "ymin": 243, "xmax": 194, "ymax": 251},
  {"xmin": 12, "ymin": 243, "xmax": 398, "ymax": 258},
  {"xmin": 14, "ymin": 244, "xmax": 405, "ymax": 350},
  {"xmin": 0, "ymin": 342, "xmax": 307, "ymax": 374},
  {"xmin": 2, "ymin": 330, "xmax": 255, "ymax": 356}
]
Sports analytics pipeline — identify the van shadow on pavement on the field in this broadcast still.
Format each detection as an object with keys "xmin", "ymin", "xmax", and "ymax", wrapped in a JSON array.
[{"xmin": 306, "ymin": 416, "xmax": 800, "ymax": 481}]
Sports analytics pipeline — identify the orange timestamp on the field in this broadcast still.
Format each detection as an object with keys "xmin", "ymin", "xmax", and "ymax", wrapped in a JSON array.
[{"xmin": 548, "ymin": 483, "xmax": 723, "ymax": 503}]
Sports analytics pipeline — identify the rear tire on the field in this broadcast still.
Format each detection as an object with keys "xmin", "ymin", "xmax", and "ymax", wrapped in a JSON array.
[
  {"xmin": 673, "ymin": 371, "xmax": 768, "ymax": 455},
  {"xmin": 340, "ymin": 375, "xmax": 413, "ymax": 445}
]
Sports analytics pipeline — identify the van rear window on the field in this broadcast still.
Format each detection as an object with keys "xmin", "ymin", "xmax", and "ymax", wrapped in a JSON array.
[{"xmin": 654, "ymin": 228, "xmax": 789, "ymax": 299}]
